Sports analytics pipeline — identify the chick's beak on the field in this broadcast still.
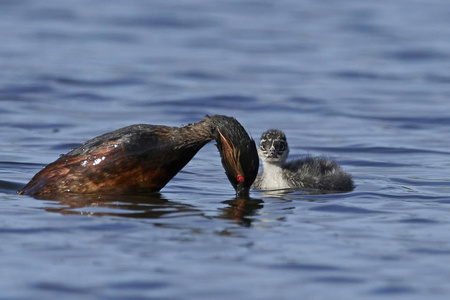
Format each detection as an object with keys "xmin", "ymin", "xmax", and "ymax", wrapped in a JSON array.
[{"xmin": 268, "ymin": 147, "xmax": 277, "ymax": 158}]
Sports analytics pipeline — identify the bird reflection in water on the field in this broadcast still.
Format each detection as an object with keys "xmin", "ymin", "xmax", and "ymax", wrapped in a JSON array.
[
  {"xmin": 219, "ymin": 198, "xmax": 264, "ymax": 227},
  {"xmin": 38, "ymin": 193, "xmax": 264, "ymax": 226},
  {"xmin": 38, "ymin": 193, "xmax": 198, "ymax": 219}
]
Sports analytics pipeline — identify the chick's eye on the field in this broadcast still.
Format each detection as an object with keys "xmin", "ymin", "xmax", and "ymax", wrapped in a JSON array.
[
  {"xmin": 260, "ymin": 142, "xmax": 267, "ymax": 150},
  {"xmin": 275, "ymin": 141, "xmax": 286, "ymax": 151}
]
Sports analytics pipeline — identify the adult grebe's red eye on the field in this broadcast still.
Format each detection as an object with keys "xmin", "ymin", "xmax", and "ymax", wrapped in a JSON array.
[{"xmin": 237, "ymin": 175, "xmax": 245, "ymax": 182}]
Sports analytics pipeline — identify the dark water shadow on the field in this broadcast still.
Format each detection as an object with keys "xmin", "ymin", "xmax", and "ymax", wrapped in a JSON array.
[
  {"xmin": 0, "ymin": 179, "xmax": 25, "ymax": 194},
  {"xmin": 218, "ymin": 197, "xmax": 264, "ymax": 227},
  {"xmin": 28, "ymin": 192, "xmax": 264, "ymax": 226},
  {"xmin": 35, "ymin": 193, "xmax": 201, "ymax": 219}
]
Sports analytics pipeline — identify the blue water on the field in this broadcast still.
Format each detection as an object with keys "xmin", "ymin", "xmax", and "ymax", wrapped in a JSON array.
[{"xmin": 2, "ymin": 0, "xmax": 450, "ymax": 299}]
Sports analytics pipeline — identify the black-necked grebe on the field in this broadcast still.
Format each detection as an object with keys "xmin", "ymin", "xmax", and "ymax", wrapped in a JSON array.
[
  {"xmin": 252, "ymin": 129, "xmax": 353, "ymax": 192},
  {"xmin": 18, "ymin": 115, "xmax": 259, "ymax": 197}
]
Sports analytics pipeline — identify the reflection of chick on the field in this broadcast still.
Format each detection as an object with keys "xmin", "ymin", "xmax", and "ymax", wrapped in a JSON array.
[{"xmin": 252, "ymin": 129, "xmax": 354, "ymax": 192}]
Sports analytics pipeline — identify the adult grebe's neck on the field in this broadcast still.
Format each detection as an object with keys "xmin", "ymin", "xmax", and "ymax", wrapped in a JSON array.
[{"xmin": 169, "ymin": 117, "xmax": 215, "ymax": 146}]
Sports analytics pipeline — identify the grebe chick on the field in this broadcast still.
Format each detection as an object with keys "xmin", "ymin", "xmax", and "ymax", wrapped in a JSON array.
[
  {"xmin": 18, "ymin": 115, "xmax": 259, "ymax": 197},
  {"xmin": 252, "ymin": 129, "xmax": 353, "ymax": 192}
]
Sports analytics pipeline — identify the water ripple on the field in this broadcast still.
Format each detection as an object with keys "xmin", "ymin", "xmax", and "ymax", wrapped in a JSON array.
[
  {"xmin": 307, "ymin": 146, "xmax": 450, "ymax": 156},
  {"xmin": 42, "ymin": 75, "xmax": 145, "ymax": 87},
  {"xmin": 309, "ymin": 204, "xmax": 387, "ymax": 214},
  {"xmin": 384, "ymin": 48, "xmax": 448, "ymax": 61},
  {"xmin": 2, "ymin": 1, "xmax": 450, "ymax": 299},
  {"xmin": 268, "ymin": 262, "xmax": 344, "ymax": 272},
  {"xmin": 110, "ymin": 15, "xmax": 217, "ymax": 29},
  {"xmin": 0, "ymin": 83, "xmax": 54, "ymax": 95}
]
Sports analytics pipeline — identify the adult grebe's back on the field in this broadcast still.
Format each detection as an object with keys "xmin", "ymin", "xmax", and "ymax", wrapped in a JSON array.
[{"xmin": 18, "ymin": 115, "xmax": 259, "ymax": 197}]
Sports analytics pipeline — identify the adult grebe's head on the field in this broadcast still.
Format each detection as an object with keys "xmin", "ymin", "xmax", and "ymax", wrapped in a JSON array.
[
  {"xmin": 258, "ymin": 129, "xmax": 289, "ymax": 164},
  {"xmin": 209, "ymin": 115, "xmax": 259, "ymax": 197}
]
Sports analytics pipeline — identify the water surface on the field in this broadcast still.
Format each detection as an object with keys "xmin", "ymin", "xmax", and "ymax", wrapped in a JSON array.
[{"xmin": 2, "ymin": 0, "xmax": 450, "ymax": 299}]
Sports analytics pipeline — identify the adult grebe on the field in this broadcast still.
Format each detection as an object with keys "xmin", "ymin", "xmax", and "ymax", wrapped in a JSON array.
[
  {"xmin": 18, "ymin": 115, "xmax": 259, "ymax": 197},
  {"xmin": 252, "ymin": 129, "xmax": 353, "ymax": 192}
]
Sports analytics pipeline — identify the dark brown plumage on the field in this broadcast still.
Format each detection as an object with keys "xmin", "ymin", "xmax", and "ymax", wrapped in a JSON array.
[{"xmin": 18, "ymin": 115, "xmax": 259, "ymax": 197}]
